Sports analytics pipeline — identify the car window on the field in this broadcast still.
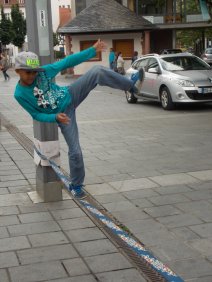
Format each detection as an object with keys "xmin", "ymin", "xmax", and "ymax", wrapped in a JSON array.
[
  {"xmin": 147, "ymin": 58, "xmax": 159, "ymax": 71},
  {"xmin": 132, "ymin": 58, "xmax": 149, "ymax": 70},
  {"xmin": 161, "ymin": 56, "xmax": 211, "ymax": 71},
  {"xmin": 206, "ymin": 49, "xmax": 212, "ymax": 54}
]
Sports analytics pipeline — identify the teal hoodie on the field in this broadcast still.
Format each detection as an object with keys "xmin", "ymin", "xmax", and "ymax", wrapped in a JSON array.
[{"xmin": 14, "ymin": 47, "xmax": 96, "ymax": 123}]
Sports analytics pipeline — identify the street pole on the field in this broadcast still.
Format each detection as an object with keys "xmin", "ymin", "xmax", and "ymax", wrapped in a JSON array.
[{"xmin": 25, "ymin": 0, "xmax": 62, "ymax": 202}]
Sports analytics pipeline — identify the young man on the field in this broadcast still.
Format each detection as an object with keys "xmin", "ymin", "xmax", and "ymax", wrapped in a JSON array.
[
  {"xmin": 109, "ymin": 48, "xmax": 116, "ymax": 70},
  {"xmin": 14, "ymin": 39, "xmax": 144, "ymax": 199}
]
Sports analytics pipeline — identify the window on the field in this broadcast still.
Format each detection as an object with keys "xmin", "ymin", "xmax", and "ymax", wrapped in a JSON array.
[
  {"xmin": 5, "ymin": 13, "xmax": 10, "ymax": 20},
  {"xmin": 147, "ymin": 58, "xmax": 159, "ymax": 70},
  {"xmin": 4, "ymin": 0, "xmax": 9, "ymax": 4},
  {"xmin": 19, "ymin": 0, "xmax": 25, "ymax": 4},
  {"xmin": 80, "ymin": 41, "xmax": 102, "ymax": 61},
  {"xmin": 113, "ymin": 39, "xmax": 134, "ymax": 59},
  {"xmin": 133, "ymin": 58, "xmax": 149, "ymax": 70}
]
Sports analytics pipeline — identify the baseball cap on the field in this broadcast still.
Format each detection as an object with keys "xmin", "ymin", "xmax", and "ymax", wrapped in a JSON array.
[{"xmin": 15, "ymin": 51, "xmax": 44, "ymax": 72}]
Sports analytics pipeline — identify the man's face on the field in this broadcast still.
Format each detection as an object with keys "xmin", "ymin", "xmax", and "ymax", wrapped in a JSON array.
[{"xmin": 16, "ymin": 69, "xmax": 38, "ymax": 86}]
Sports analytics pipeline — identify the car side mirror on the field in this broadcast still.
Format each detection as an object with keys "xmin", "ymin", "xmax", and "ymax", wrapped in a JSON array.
[{"xmin": 148, "ymin": 67, "xmax": 160, "ymax": 74}]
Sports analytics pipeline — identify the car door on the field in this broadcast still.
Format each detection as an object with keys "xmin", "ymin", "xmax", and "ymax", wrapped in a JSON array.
[
  {"xmin": 142, "ymin": 58, "xmax": 160, "ymax": 100},
  {"xmin": 131, "ymin": 58, "xmax": 149, "ymax": 95}
]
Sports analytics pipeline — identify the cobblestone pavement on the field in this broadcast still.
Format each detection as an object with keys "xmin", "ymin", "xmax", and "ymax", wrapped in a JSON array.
[{"xmin": 1, "ymin": 69, "xmax": 212, "ymax": 281}]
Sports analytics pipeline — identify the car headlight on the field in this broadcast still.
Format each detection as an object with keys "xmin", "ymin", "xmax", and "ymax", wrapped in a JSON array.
[{"xmin": 171, "ymin": 79, "xmax": 195, "ymax": 87}]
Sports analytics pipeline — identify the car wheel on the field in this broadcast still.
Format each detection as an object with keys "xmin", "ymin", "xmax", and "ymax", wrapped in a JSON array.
[
  {"xmin": 125, "ymin": 91, "xmax": 137, "ymax": 104},
  {"xmin": 160, "ymin": 87, "xmax": 175, "ymax": 110}
]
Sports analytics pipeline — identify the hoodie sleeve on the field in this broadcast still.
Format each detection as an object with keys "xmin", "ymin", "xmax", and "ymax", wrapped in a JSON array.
[
  {"xmin": 15, "ymin": 95, "xmax": 57, "ymax": 123},
  {"xmin": 43, "ymin": 47, "xmax": 97, "ymax": 78}
]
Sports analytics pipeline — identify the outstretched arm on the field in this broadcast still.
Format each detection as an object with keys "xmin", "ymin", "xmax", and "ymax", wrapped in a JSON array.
[{"xmin": 43, "ymin": 39, "xmax": 107, "ymax": 78}]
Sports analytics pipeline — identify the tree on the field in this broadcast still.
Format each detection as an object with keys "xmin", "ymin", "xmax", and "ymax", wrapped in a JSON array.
[
  {"xmin": 0, "ymin": 6, "xmax": 13, "ymax": 48},
  {"xmin": 11, "ymin": 4, "xmax": 26, "ymax": 49},
  {"xmin": 53, "ymin": 32, "xmax": 59, "ymax": 47}
]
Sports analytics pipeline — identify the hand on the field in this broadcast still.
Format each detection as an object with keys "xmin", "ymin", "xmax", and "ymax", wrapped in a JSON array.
[
  {"xmin": 93, "ymin": 39, "xmax": 107, "ymax": 52},
  {"xmin": 56, "ymin": 113, "xmax": 70, "ymax": 124}
]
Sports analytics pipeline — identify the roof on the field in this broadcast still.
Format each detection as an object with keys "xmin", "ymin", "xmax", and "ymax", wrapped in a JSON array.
[{"xmin": 58, "ymin": 0, "xmax": 155, "ymax": 35}]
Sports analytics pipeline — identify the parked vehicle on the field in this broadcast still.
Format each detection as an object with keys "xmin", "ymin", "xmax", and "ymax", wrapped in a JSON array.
[
  {"xmin": 125, "ymin": 53, "xmax": 212, "ymax": 110},
  {"xmin": 201, "ymin": 48, "xmax": 212, "ymax": 65},
  {"xmin": 160, "ymin": 49, "xmax": 182, "ymax": 54}
]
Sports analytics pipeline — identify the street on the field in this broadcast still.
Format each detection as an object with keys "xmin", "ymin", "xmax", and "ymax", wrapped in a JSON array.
[{"xmin": 1, "ymin": 69, "xmax": 212, "ymax": 281}]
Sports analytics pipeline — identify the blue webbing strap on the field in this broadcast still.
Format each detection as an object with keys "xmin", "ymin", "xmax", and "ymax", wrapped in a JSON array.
[{"xmin": 33, "ymin": 145, "xmax": 184, "ymax": 282}]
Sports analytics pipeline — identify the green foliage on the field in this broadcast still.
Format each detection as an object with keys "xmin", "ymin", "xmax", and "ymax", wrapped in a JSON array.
[
  {"xmin": 0, "ymin": 6, "xmax": 13, "ymax": 46},
  {"xmin": 53, "ymin": 32, "xmax": 59, "ymax": 47},
  {"xmin": 11, "ymin": 4, "xmax": 26, "ymax": 48}
]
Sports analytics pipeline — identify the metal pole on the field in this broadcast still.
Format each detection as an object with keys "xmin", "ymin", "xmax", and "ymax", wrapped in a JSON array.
[{"xmin": 25, "ymin": 0, "xmax": 62, "ymax": 202}]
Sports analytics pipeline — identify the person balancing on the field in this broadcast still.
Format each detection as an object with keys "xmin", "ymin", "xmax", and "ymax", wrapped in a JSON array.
[{"xmin": 14, "ymin": 39, "xmax": 144, "ymax": 199}]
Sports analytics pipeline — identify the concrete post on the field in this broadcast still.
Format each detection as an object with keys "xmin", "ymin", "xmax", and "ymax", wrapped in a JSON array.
[{"xmin": 25, "ymin": 0, "xmax": 62, "ymax": 202}]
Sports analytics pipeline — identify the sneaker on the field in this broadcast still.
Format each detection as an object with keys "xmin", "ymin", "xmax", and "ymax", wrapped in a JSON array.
[
  {"xmin": 130, "ymin": 67, "xmax": 145, "ymax": 94},
  {"xmin": 68, "ymin": 184, "xmax": 87, "ymax": 199}
]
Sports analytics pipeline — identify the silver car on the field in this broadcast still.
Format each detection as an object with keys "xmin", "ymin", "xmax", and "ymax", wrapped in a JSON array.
[
  {"xmin": 201, "ymin": 48, "xmax": 212, "ymax": 65},
  {"xmin": 125, "ymin": 53, "xmax": 212, "ymax": 110}
]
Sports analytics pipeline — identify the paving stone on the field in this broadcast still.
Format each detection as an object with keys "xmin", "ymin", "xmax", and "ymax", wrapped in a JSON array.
[
  {"xmin": 51, "ymin": 208, "xmax": 86, "ymax": 220},
  {"xmin": 109, "ymin": 178, "xmax": 158, "ymax": 192},
  {"xmin": 85, "ymin": 183, "xmax": 117, "ymax": 195},
  {"xmin": 0, "ymin": 174, "xmax": 25, "ymax": 181},
  {"xmin": 0, "ymin": 252, "xmax": 19, "ymax": 268},
  {"xmin": 0, "ymin": 180, "xmax": 29, "ymax": 187},
  {"xmin": 0, "ymin": 215, "xmax": 19, "ymax": 226},
  {"xmin": 153, "ymin": 184, "xmax": 193, "ymax": 194},
  {"xmin": 126, "ymin": 218, "xmax": 165, "ymax": 234},
  {"xmin": 74, "ymin": 239, "xmax": 117, "ymax": 257},
  {"xmin": 9, "ymin": 261, "xmax": 67, "ymax": 282},
  {"xmin": 123, "ymin": 189, "xmax": 159, "ymax": 199},
  {"xmin": 43, "ymin": 275, "xmax": 97, "ymax": 282},
  {"xmin": 28, "ymin": 231, "xmax": 68, "ymax": 247},
  {"xmin": 0, "ymin": 269, "xmax": 9, "ymax": 282},
  {"xmin": 0, "ymin": 188, "xmax": 9, "ymax": 195},
  {"xmin": 176, "ymin": 200, "xmax": 212, "ymax": 213},
  {"xmin": 183, "ymin": 190, "xmax": 212, "ymax": 201},
  {"xmin": 44, "ymin": 200, "xmax": 78, "ymax": 210},
  {"xmin": 85, "ymin": 252, "xmax": 132, "ymax": 273},
  {"xmin": 8, "ymin": 221, "xmax": 60, "ymax": 236},
  {"xmin": 63, "ymin": 257, "xmax": 90, "ymax": 276},
  {"xmin": 135, "ymin": 229, "xmax": 176, "ymax": 247},
  {"xmin": 18, "ymin": 203, "xmax": 48, "ymax": 213},
  {"xmin": 187, "ymin": 277, "xmax": 212, "ymax": 282},
  {"xmin": 0, "ymin": 236, "xmax": 30, "ymax": 252},
  {"xmin": 150, "ymin": 239, "xmax": 199, "ymax": 262},
  {"xmin": 150, "ymin": 173, "xmax": 199, "ymax": 186},
  {"xmin": 18, "ymin": 211, "xmax": 53, "ymax": 223},
  {"xmin": 190, "ymin": 223, "xmax": 212, "ymax": 238},
  {"xmin": 188, "ymin": 238, "xmax": 212, "ymax": 256},
  {"xmin": 130, "ymin": 198, "xmax": 154, "ymax": 208},
  {"xmin": 0, "ymin": 227, "xmax": 9, "ymax": 239},
  {"xmin": 156, "ymin": 214, "xmax": 203, "ymax": 228},
  {"xmin": 168, "ymin": 258, "xmax": 212, "ymax": 280},
  {"xmin": 103, "ymin": 200, "xmax": 137, "ymax": 212},
  {"xmin": 188, "ymin": 181, "xmax": 212, "ymax": 190},
  {"xmin": 65, "ymin": 227, "xmax": 106, "ymax": 243},
  {"xmin": 144, "ymin": 205, "xmax": 181, "ymax": 217},
  {"xmin": 96, "ymin": 268, "xmax": 146, "ymax": 282},
  {"xmin": 149, "ymin": 194, "xmax": 191, "ymax": 205},
  {"xmin": 171, "ymin": 227, "xmax": 200, "ymax": 240},
  {"xmin": 58, "ymin": 217, "xmax": 95, "ymax": 231},
  {"xmin": 8, "ymin": 185, "xmax": 32, "ymax": 193},
  {"xmin": 188, "ymin": 170, "xmax": 212, "ymax": 181},
  {"xmin": 95, "ymin": 193, "xmax": 126, "ymax": 204},
  {"xmin": 113, "ymin": 208, "xmax": 149, "ymax": 224},
  {"xmin": 18, "ymin": 244, "xmax": 78, "ymax": 265},
  {"xmin": 0, "ymin": 206, "xmax": 19, "ymax": 216},
  {"xmin": 0, "ymin": 193, "xmax": 31, "ymax": 207}
]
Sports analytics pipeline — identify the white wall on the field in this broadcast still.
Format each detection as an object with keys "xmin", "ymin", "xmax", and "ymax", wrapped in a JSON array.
[{"xmin": 71, "ymin": 33, "xmax": 143, "ymax": 75}]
